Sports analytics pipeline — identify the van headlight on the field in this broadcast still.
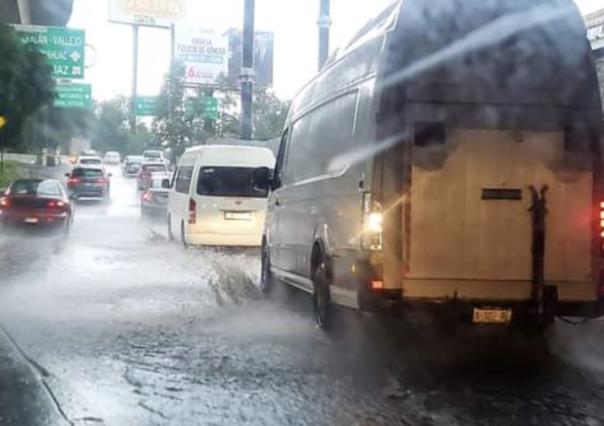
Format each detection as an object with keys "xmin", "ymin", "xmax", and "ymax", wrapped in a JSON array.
[{"xmin": 361, "ymin": 193, "xmax": 383, "ymax": 251}]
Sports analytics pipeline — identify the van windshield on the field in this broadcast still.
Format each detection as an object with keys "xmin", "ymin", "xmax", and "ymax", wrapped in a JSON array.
[{"xmin": 197, "ymin": 167, "xmax": 269, "ymax": 198}]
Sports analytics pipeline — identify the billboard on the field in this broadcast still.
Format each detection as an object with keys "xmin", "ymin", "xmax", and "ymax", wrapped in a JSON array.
[
  {"xmin": 226, "ymin": 29, "xmax": 274, "ymax": 88},
  {"xmin": 108, "ymin": 0, "xmax": 185, "ymax": 27},
  {"xmin": 176, "ymin": 29, "xmax": 229, "ymax": 85}
]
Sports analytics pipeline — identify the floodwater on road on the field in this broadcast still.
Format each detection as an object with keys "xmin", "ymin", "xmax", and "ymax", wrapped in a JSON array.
[{"xmin": 1, "ymin": 166, "xmax": 604, "ymax": 425}]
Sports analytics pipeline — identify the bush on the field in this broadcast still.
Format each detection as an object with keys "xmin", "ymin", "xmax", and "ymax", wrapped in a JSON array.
[{"xmin": 0, "ymin": 160, "xmax": 22, "ymax": 190}]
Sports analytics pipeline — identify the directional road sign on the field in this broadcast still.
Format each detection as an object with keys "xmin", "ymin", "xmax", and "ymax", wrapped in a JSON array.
[
  {"xmin": 135, "ymin": 97, "xmax": 160, "ymax": 116},
  {"xmin": 55, "ymin": 83, "xmax": 92, "ymax": 109},
  {"xmin": 13, "ymin": 25, "xmax": 86, "ymax": 79},
  {"xmin": 185, "ymin": 97, "xmax": 219, "ymax": 120}
]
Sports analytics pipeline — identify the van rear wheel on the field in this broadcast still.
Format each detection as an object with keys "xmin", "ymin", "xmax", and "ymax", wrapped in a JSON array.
[
  {"xmin": 167, "ymin": 215, "xmax": 174, "ymax": 241},
  {"xmin": 260, "ymin": 243, "xmax": 273, "ymax": 295},
  {"xmin": 313, "ymin": 260, "xmax": 331, "ymax": 331},
  {"xmin": 181, "ymin": 222, "xmax": 188, "ymax": 247}
]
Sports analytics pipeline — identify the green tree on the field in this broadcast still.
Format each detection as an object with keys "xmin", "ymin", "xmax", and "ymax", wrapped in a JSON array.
[
  {"xmin": 153, "ymin": 63, "xmax": 205, "ymax": 162},
  {"xmin": 0, "ymin": 22, "xmax": 55, "ymax": 150},
  {"xmin": 216, "ymin": 88, "xmax": 289, "ymax": 140}
]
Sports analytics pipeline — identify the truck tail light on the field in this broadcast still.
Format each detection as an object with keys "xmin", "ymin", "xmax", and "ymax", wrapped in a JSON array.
[
  {"xmin": 361, "ymin": 192, "xmax": 383, "ymax": 251},
  {"xmin": 600, "ymin": 201, "xmax": 604, "ymax": 258},
  {"xmin": 188, "ymin": 198, "xmax": 196, "ymax": 224}
]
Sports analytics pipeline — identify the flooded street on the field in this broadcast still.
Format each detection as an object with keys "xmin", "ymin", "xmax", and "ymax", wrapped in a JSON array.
[{"xmin": 1, "ymin": 167, "xmax": 604, "ymax": 426}]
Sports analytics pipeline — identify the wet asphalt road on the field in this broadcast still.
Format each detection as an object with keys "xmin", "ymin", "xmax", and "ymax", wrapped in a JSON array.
[{"xmin": 2, "ymin": 166, "xmax": 604, "ymax": 425}]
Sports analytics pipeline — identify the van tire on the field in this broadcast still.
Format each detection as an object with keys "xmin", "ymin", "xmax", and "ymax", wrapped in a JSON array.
[
  {"xmin": 313, "ymin": 259, "xmax": 331, "ymax": 331},
  {"xmin": 167, "ymin": 215, "xmax": 174, "ymax": 241},
  {"xmin": 181, "ymin": 221, "xmax": 188, "ymax": 247},
  {"xmin": 260, "ymin": 241, "xmax": 273, "ymax": 295}
]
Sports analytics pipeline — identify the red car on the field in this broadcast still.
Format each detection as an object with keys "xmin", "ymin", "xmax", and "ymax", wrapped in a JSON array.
[{"xmin": 0, "ymin": 179, "xmax": 73, "ymax": 231}]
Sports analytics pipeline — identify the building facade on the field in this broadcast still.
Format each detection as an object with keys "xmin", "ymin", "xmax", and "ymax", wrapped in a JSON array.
[{"xmin": 585, "ymin": 8, "xmax": 604, "ymax": 113}]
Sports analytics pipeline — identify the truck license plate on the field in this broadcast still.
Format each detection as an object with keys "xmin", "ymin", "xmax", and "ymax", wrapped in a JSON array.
[{"xmin": 472, "ymin": 308, "xmax": 512, "ymax": 324}]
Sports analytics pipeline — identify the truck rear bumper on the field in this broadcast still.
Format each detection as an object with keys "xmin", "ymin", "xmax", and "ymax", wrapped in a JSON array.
[{"xmin": 400, "ymin": 278, "xmax": 597, "ymax": 303}]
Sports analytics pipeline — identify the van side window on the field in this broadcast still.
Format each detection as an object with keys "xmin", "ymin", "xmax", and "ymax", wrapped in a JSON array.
[
  {"xmin": 285, "ymin": 92, "xmax": 358, "ymax": 183},
  {"xmin": 273, "ymin": 129, "xmax": 289, "ymax": 188},
  {"xmin": 175, "ymin": 166, "xmax": 194, "ymax": 194}
]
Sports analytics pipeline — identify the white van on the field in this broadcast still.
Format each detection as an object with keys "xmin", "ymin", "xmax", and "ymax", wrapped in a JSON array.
[
  {"xmin": 167, "ymin": 145, "xmax": 275, "ymax": 247},
  {"xmin": 255, "ymin": 0, "xmax": 604, "ymax": 330}
]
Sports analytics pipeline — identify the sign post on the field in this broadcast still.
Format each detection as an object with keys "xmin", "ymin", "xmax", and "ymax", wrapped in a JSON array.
[{"xmin": 13, "ymin": 25, "xmax": 86, "ymax": 79}]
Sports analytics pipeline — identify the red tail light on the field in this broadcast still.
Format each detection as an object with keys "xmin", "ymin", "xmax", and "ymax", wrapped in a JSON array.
[
  {"xmin": 96, "ymin": 177, "xmax": 107, "ymax": 184},
  {"xmin": 47, "ymin": 200, "xmax": 67, "ymax": 209},
  {"xmin": 188, "ymin": 198, "xmax": 196, "ymax": 224},
  {"xmin": 142, "ymin": 191, "xmax": 153, "ymax": 202},
  {"xmin": 67, "ymin": 177, "xmax": 80, "ymax": 186},
  {"xmin": 600, "ymin": 201, "xmax": 604, "ymax": 258},
  {"xmin": 0, "ymin": 197, "xmax": 9, "ymax": 208}
]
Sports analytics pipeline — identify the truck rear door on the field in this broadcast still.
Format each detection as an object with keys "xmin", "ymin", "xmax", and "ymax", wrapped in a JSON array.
[{"xmin": 403, "ymin": 128, "xmax": 595, "ymax": 303}]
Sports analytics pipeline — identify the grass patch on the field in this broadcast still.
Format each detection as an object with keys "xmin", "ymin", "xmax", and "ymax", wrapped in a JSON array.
[{"xmin": 0, "ymin": 160, "xmax": 22, "ymax": 190}]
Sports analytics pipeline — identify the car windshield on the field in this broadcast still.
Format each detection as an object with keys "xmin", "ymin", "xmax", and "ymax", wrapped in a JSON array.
[
  {"xmin": 72, "ymin": 168, "xmax": 103, "ymax": 178},
  {"xmin": 2, "ymin": 1, "xmax": 604, "ymax": 425},
  {"xmin": 142, "ymin": 164, "xmax": 166, "ymax": 173},
  {"xmin": 197, "ymin": 167, "xmax": 269, "ymax": 198},
  {"xmin": 80, "ymin": 158, "xmax": 102, "ymax": 165},
  {"xmin": 10, "ymin": 180, "xmax": 62, "ymax": 197}
]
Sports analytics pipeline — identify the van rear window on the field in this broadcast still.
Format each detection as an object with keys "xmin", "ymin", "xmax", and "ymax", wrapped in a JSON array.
[{"xmin": 197, "ymin": 167, "xmax": 269, "ymax": 198}]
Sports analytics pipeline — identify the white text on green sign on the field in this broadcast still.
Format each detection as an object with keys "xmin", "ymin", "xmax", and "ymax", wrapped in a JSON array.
[
  {"xmin": 55, "ymin": 83, "xmax": 92, "ymax": 109},
  {"xmin": 13, "ymin": 25, "xmax": 86, "ymax": 79}
]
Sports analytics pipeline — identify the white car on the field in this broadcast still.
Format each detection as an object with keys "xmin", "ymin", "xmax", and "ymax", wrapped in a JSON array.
[
  {"xmin": 104, "ymin": 151, "xmax": 121, "ymax": 165},
  {"xmin": 77, "ymin": 156, "xmax": 104, "ymax": 167},
  {"xmin": 167, "ymin": 145, "xmax": 275, "ymax": 247}
]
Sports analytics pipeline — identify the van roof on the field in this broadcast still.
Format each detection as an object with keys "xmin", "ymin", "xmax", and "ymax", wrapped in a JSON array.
[{"xmin": 181, "ymin": 145, "xmax": 275, "ymax": 167}]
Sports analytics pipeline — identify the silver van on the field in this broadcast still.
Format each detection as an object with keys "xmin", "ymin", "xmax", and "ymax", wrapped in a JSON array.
[{"xmin": 255, "ymin": 0, "xmax": 604, "ymax": 330}]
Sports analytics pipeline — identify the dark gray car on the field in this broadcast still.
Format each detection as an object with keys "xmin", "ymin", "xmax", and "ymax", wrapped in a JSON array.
[{"xmin": 66, "ymin": 167, "xmax": 112, "ymax": 201}]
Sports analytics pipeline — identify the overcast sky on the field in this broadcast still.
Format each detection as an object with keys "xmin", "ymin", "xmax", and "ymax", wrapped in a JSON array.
[{"xmin": 69, "ymin": 0, "xmax": 603, "ymax": 102}]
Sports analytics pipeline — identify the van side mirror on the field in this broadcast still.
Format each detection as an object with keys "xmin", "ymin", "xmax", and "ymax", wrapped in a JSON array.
[
  {"xmin": 161, "ymin": 178, "xmax": 171, "ymax": 189},
  {"xmin": 252, "ymin": 167, "xmax": 271, "ymax": 191}
]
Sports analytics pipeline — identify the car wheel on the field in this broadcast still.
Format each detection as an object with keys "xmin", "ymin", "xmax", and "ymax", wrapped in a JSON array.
[
  {"xmin": 260, "ymin": 242, "xmax": 274, "ymax": 295},
  {"xmin": 63, "ymin": 217, "xmax": 71, "ymax": 236},
  {"xmin": 313, "ymin": 259, "xmax": 332, "ymax": 331}
]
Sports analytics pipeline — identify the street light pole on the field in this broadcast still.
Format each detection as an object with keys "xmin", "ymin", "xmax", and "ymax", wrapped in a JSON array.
[
  {"xmin": 318, "ymin": 0, "xmax": 331, "ymax": 70},
  {"xmin": 130, "ymin": 24, "xmax": 140, "ymax": 134},
  {"xmin": 241, "ymin": 0, "xmax": 255, "ymax": 140}
]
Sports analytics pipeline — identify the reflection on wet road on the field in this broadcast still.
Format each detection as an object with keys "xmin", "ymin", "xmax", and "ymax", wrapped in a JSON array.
[{"xmin": 1, "ymin": 166, "xmax": 604, "ymax": 425}]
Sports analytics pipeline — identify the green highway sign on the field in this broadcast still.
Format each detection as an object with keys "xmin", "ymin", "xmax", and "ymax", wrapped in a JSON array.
[
  {"xmin": 55, "ymin": 83, "xmax": 92, "ymax": 109},
  {"xmin": 13, "ymin": 25, "xmax": 85, "ymax": 79},
  {"xmin": 135, "ymin": 97, "xmax": 160, "ymax": 116},
  {"xmin": 186, "ymin": 97, "xmax": 219, "ymax": 120}
]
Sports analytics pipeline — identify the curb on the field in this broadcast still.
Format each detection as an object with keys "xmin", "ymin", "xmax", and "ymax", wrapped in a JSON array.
[{"xmin": 0, "ymin": 324, "xmax": 72, "ymax": 426}]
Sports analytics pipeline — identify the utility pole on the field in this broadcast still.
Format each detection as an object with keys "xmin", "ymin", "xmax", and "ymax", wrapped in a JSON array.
[
  {"xmin": 241, "ymin": 0, "xmax": 255, "ymax": 140},
  {"xmin": 130, "ymin": 25, "xmax": 140, "ymax": 134},
  {"xmin": 318, "ymin": 0, "xmax": 331, "ymax": 70}
]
